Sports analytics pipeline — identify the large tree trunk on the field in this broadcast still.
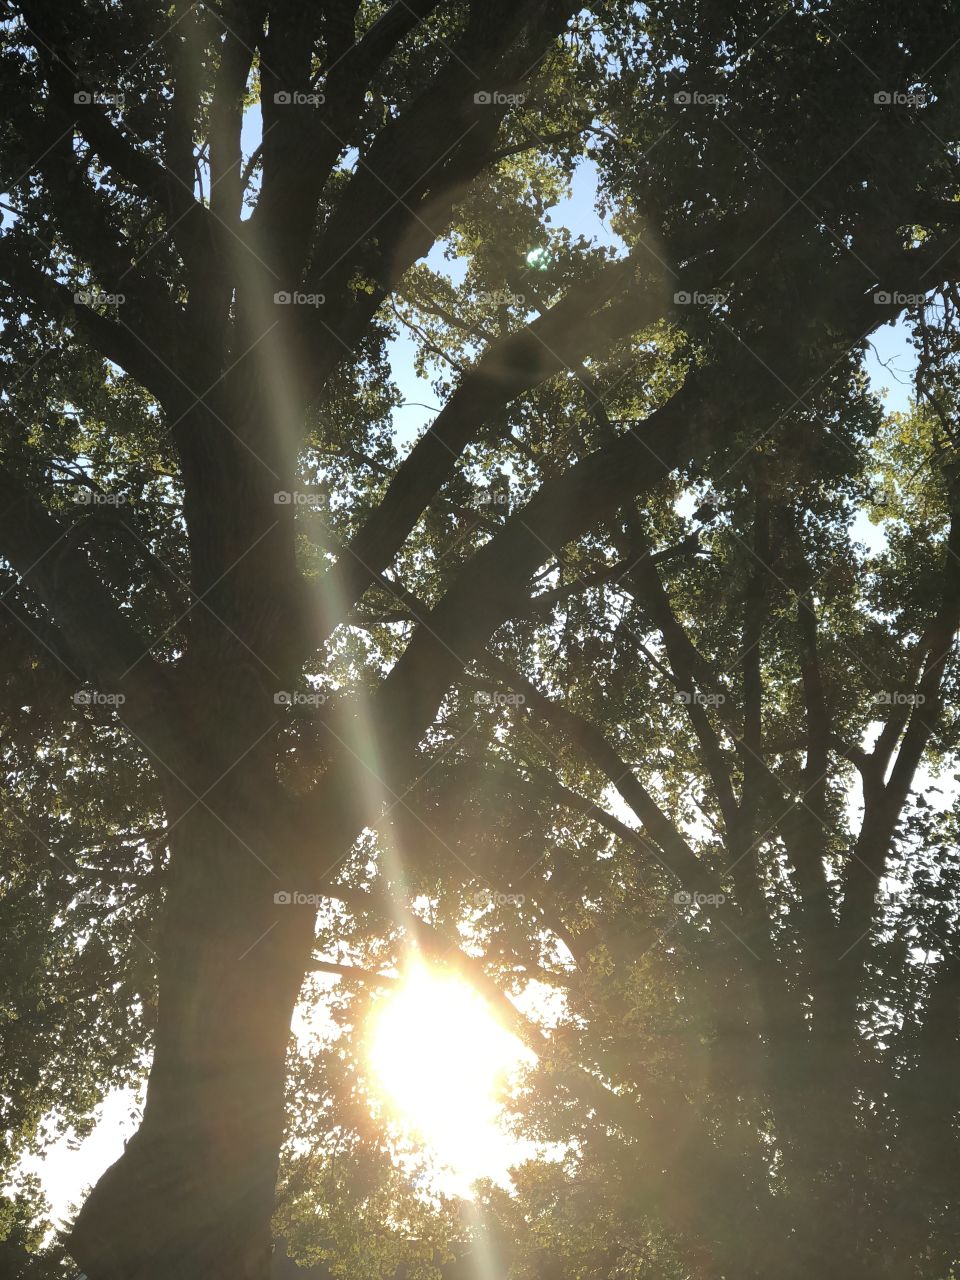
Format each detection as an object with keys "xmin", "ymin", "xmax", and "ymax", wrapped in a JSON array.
[
  {"xmin": 69, "ymin": 786, "xmax": 317, "ymax": 1280},
  {"xmin": 65, "ymin": 375, "xmax": 316, "ymax": 1279}
]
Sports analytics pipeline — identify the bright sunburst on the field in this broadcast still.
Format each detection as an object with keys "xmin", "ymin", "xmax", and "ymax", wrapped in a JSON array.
[{"xmin": 367, "ymin": 962, "xmax": 530, "ymax": 1193}]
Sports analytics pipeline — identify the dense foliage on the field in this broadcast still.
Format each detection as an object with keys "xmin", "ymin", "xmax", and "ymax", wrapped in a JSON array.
[{"xmin": 1, "ymin": 2, "xmax": 959, "ymax": 1278}]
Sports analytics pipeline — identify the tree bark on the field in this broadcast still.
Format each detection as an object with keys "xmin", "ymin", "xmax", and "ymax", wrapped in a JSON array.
[{"xmin": 69, "ymin": 790, "xmax": 317, "ymax": 1280}]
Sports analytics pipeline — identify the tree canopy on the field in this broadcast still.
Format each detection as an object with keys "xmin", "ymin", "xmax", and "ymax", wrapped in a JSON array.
[{"xmin": 1, "ymin": 3, "xmax": 960, "ymax": 1279}]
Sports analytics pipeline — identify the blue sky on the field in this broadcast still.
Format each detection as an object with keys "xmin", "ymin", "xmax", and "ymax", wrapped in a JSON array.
[
  {"xmin": 387, "ymin": 156, "xmax": 916, "ymax": 445},
  {"xmin": 387, "ymin": 159, "xmax": 625, "ymax": 444},
  {"xmin": 240, "ymin": 102, "xmax": 915, "ymax": 435}
]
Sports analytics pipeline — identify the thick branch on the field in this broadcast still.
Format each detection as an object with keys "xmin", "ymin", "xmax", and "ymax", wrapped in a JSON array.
[
  {"xmin": 311, "ymin": 263, "xmax": 664, "ymax": 639},
  {"xmin": 19, "ymin": 2, "xmax": 211, "ymax": 274},
  {"xmin": 0, "ymin": 240, "xmax": 182, "ymax": 406}
]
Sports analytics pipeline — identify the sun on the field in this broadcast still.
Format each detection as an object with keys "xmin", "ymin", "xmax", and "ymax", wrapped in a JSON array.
[{"xmin": 367, "ymin": 962, "xmax": 530, "ymax": 1193}]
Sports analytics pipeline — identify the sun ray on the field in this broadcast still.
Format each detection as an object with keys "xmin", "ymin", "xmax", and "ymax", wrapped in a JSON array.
[{"xmin": 366, "ymin": 963, "xmax": 531, "ymax": 1194}]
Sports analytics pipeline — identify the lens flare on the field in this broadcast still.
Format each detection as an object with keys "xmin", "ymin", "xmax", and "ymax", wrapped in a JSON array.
[{"xmin": 367, "ymin": 963, "xmax": 528, "ymax": 1192}]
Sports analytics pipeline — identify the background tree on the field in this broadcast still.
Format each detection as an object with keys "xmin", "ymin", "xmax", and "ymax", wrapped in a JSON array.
[{"xmin": 1, "ymin": 2, "xmax": 960, "ymax": 1279}]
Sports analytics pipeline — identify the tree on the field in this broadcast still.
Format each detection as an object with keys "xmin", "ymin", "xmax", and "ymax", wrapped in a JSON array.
[{"xmin": 1, "ymin": 2, "xmax": 959, "ymax": 1278}]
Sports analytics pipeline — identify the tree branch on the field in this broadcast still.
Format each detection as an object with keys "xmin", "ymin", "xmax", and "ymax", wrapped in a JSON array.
[
  {"xmin": 0, "ymin": 237, "xmax": 183, "ymax": 408},
  {"xmin": 836, "ymin": 506, "xmax": 960, "ymax": 1026},
  {"xmin": 0, "ymin": 460, "xmax": 188, "ymax": 773},
  {"xmin": 310, "ymin": 261, "xmax": 665, "ymax": 639}
]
